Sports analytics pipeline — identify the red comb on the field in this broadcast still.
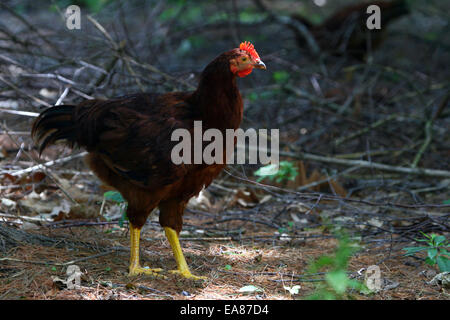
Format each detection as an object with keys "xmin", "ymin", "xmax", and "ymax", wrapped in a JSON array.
[{"xmin": 239, "ymin": 41, "xmax": 260, "ymax": 60}]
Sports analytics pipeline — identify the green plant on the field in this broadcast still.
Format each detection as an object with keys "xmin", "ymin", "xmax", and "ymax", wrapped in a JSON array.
[
  {"xmin": 306, "ymin": 232, "xmax": 369, "ymax": 300},
  {"xmin": 272, "ymin": 71, "xmax": 290, "ymax": 84},
  {"xmin": 104, "ymin": 191, "xmax": 128, "ymax": 228},
  {"xmin": 277, "ymin": 221, "xmax": 295, "ymax": 234},
  {"xmin": 403, "ymin": 232, "xmax": 450, "ymax": 272},
  {"xmin": 254, "ymin": 161, "xmax": 298, "ymax": 183}
]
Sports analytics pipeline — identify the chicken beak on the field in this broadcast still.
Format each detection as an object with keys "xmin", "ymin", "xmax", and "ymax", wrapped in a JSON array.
[{"xmin": 253, "ymin": 60, "xmax": 266, "ymax": 70}]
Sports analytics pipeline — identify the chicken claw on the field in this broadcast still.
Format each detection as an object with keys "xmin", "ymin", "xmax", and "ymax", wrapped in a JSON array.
[
  {"xmin": 129, "ymin": 266, "xmax": 166, "ymax": 278},
  {"xmin": 169, "ymin": 269, "xmax": 207, "ymax": 281}
]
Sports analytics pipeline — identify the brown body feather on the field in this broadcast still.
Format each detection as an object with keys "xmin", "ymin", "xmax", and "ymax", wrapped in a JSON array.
[{"xmin": 32, "ymin": 49, "xmax": 244, "ymax": 233}]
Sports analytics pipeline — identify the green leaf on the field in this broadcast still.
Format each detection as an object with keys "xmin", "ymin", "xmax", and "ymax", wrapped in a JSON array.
[
  {"xmin": 254, "ymin": 164, "xmax": 279, "ymax": 177},
  {"xmin": 104, "ymin": 191, "xmax": 125, "ymax": 203},
  {"xmin": 224, "ymin": 265, "xmax": 232, "ymax": 271},
  {"xmin": 248, "ymin": 92, "xmax": 259, "ymax": 102},
  {"xmin": 314, "ymin": 255, "xmax": 334, "ymax": 268},
  {"xmin": 403, "ymin": 246, "xmax": 428, "ymax": 256},
  {"xmin": 419, "ymin": 231, "xmax": 433, "ymax": 241},
  {"xmin": 434, "ymin": 236, "xmax": 446, "ymax": 246},
  {"xmin": 159, "ymin": 7, "xmax": 177, "ymax": 21},
  {"xmin": 428, "ymin": 248, "xmax": 438, "ymax": 261},
  {"xmin": 254, "ymin": 161, "xmax": 298, "ymax": 183},
  {"xmin": 425, "ymin": 257, "xmax": 436, "ymax": 266},
  {"xmin": 326, "ymin": 270, "xmax": 348, "ymax": 294},
  {"xmin": 278, "ymin": 227, "xmax": 287, "ymax": 234},
  {"xmin": 350, "ymin": 280, "xmax": 372, "ymax": 295},
  {"xmin": 436, "ymin": 256, "xmax": 450, "ymax": 272},
  {"xmin": 272, "ymin": 71, "xmax": 290, "ymax": 84}
]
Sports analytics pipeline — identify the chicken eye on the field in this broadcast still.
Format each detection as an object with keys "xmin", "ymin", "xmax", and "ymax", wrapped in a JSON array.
[{"xmin": 241, "ymin": 57, "xmax": 248, "ymax": 62}]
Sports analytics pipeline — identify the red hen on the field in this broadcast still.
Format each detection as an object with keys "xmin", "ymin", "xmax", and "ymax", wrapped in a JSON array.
[{"xmin": 32, "ymin": 43, "xmax": 266, "ymax": 279}]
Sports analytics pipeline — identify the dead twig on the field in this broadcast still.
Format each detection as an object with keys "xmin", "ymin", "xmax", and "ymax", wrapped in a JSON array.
[
  {"xmin": 280, "ymin": 150, "xmax": 450, "ymax": 179},
  {"xmin": 0, "ymin": 123, "xmax": 79, "ymax": 205},
  {"xmin": 3, "ymin": 152, "xmax": 88, "ymax": 176},
  {"xmin": 411, "ymin": 94, "xmax": 449, "ymax": 168},
  {"xmin": 0, "ymin": 75, "xmax": 51, "ymax": 108},
  {"xmin": 335, "ymin": 113, "xmax": 400, "ymax": 146}
]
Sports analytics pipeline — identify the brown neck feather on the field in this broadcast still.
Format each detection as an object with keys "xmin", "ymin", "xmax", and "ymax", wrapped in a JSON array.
[{"xmin": 190, "ymin": 51, "xmax": 243, "ymax": 130}]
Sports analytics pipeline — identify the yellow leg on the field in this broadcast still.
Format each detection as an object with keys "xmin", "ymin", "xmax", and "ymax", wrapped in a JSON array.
[
  {"xmin": 128, "ymin": 224, "xmax": 164, "ymax": 277},
  {"xmin": 164, "ymin": 227, "xmax": 206, "ymax": 280}
]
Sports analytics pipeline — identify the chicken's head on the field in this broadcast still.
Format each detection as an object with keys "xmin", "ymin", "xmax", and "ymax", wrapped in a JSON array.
[{"xmin": 230, "ymin": 41, "xmax": 266, "ymax": 78}]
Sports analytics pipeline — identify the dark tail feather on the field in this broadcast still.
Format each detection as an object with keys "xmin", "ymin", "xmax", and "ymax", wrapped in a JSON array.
[{"xmin": 31, "ymin": 105, "xmax": 77, "ymax": 155}]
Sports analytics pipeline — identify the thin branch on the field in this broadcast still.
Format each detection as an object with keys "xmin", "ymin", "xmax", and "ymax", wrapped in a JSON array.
[
  {"xmin": 281, "ymin": 150, "xmax": 450, "ymax": 179},
  {"xmin": 3, "ymin": 152, "xmax": 88, "ymax": 176},
  {"xmin": 335, "ymin": 113, "xmax": 400, "ymax": 146},
  {"xmin": 0, "ymin": 75, "xmax": 51, "ymax": 108}
]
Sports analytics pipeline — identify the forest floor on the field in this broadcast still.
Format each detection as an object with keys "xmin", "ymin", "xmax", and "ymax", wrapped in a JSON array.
[
  {"xmin": 0, "ymin": 165, "xmax": 448, "ymax": 300},
  {"xmin": 0, "ymin": 215, "xmax": 447, "ymax": 300},
  {"xmin": 0, "ymin": 0, "xmax": 449, "ymax": 300}
]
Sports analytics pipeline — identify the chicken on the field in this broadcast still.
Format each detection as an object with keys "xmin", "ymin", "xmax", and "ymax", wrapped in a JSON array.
[
  {"xmin": 291, "ymin": 0, "xmax": 409, "ymax": 60},
  {"xmin": 31, "ymin": 42, "xmax": 266, "ymax": 280}
]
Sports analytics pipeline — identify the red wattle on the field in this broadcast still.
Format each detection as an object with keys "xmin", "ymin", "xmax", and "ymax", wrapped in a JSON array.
[{"xmin": 237, "ymin": 68, "xmax": 253, "ymax": 78}]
